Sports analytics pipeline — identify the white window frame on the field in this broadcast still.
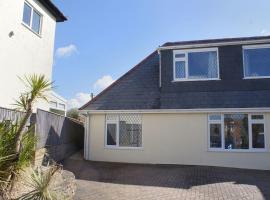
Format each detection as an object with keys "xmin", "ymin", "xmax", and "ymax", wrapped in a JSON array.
[
  {"xmin": 243, "ymin": 44, "xmax": 270, "ymax": 79},
  {"xmin": 105, "ymin": 114, "xmax": 143, "ymax": 149},
  {"xmin": 173, "ymin": 47, "xmax": 220, "ymax": 81},
  {"xmin": 105, "ymin": 115, "xmax": 119, "ymax": 148},
  {"xmin": 208, "ymin": 113, "xmax": 267, "ymax": 152},
  {"xmin": 22, "ymin": 1, "xmax": 43, "ymax": 36}
]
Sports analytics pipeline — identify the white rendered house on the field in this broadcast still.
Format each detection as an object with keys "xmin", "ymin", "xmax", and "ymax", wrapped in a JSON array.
[{"xmin": 0, "ymin": 0, "xmax": 66, "ymax": 111}]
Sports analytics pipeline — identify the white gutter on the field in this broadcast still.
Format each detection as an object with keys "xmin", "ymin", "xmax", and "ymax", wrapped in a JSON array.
[
  {"xmin": 79, "ymin": 107, "xmax": 270, "ymax": 115},
  {"xmin": 157, "ymin": 39, "xmax": 270, "ymax": 51}
]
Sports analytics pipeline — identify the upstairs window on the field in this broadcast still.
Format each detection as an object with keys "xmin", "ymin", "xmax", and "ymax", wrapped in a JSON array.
[
  {"xmin": 243, "ymin": 45, "xmax": 270, "ymax": 78},
  {"xmin": 105, "ymin": 114, "xmax": 142, "ymax": 148},
  {"xmin": 22, "ymin": 2, "xmax": 42, "ymax": 35},
  {"xmin": 173, "ymin": 48, "xmax": 219, "ymax": 81}
]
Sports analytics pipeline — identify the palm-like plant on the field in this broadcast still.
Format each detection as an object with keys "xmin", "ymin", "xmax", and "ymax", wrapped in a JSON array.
[
  {"xmin": 0, "ymin": 74, "xmax": 52, "ymax": 197},
  {"xmin": 18, "ymin": 166, "xmax": 60, "ymax": 200},
  {"xmin": 14, "ymin": 74, "xmax": 52, "ymax": 154}
]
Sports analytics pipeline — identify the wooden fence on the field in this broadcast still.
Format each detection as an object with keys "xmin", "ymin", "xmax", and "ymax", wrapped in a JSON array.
[
  {"xmin": 0, "ymin": 107, "xmax": 84, "ymax": 162},
  {"xmin": 34, "ymin": 109, "xmax": 84, "ymax": 162},
  {"xmin": 0, "ymin": 106, "xmax": 30, "ymax": 125}
]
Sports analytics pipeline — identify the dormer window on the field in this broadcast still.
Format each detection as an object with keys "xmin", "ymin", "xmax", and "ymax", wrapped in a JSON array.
[
  {"xmin": 22, "ymin": 1, "xmax": 42, "ymax": 35},
  {"xmin": 243, "ymin": 44, "xmax": 270, "ymax": 79},
  {"xmin": 173, "ymin": 48, "xmax": 219, "ymax": 81}
]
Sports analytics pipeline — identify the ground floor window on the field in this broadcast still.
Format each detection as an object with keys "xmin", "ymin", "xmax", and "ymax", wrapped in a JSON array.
[
  {"xmin": 208, "ymin": 113, "xmax": 265, "ymax": 151},
  {"xmin": 105, "ymin": 114, "xmax": 142, "ymax": 148}
]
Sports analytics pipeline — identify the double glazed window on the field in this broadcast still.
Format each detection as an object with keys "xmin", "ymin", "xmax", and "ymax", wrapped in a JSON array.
[
  {"xmin": 22, "ymin": 1, "xmax": 42, "ymax": 34},
  {"xmin": 105, "ymin": 114, "xmax": 142, "ymax": 148},
  {"xmin": 208, "ymin": 114, "xmax": 265, "ymax": 151},
  {"xmin": 243, "ymin": 45, "xmax": 270, "ymax": 78},
  {"xmin": 173, "ymin": 48, "xmax": 219, "ymax": 81}
]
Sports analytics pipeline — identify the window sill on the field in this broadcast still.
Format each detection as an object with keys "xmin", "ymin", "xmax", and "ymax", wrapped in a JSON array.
[
  {"xmin": 243, "ymin": 76, "xmax": 270, "ymax": 80},
  {"xmin": 21, "ymin": 22, "xmax": 42, "ymax": 38},
  {"xmin": 172, "ymin": 78, "xmax": 221, "ymax": 82},
  {"xmin": 104, "ymin": 146, "xmax": 144, "ymax": 150},
  {"xmin": 208, "ymin": 148, "xmax": 267, "ymax": 153}
]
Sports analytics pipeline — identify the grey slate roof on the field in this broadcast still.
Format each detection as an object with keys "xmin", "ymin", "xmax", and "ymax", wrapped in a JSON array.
[
  {"xmin": 80, "ymin": 52, "xmax": 161, "ymax": 110},
  {"xmin": 80, "ymin": 36, "xmax": 270, "ymax": 111}
]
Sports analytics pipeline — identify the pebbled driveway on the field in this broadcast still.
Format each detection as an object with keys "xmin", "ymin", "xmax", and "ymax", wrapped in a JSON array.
[{"xmin": 63, "ymin": 154, "xmax": 270, "ymax": 200}]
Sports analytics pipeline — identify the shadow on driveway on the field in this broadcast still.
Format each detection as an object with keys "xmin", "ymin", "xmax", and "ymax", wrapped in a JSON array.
[{"xmin": 62, "ymin": 154, "xmax": 270, "ymax": 200}]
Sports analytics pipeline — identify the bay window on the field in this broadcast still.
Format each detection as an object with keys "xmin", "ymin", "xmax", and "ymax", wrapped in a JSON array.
[
  {"xmin": 243, "ymin": 45, "xmax": 270, "ymax": 78},
  {"xmin": 173, "ymin": 48, "xmax": 219, "ymax": 81},
  {"xmin": 208, "ymin": 114, "xmax": 266, "ymax": 151},
  {"xmin": 105, "ymin": 114, "xmax": 142, "ymax": 148}
]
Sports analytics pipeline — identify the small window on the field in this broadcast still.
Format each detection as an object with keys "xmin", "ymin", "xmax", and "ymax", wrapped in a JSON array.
[
  {"xmin": 173, "ymin": 48, "xmax": 219, "ymax": 81},
  {"xmin": 243, "ymin": 45, "xmax": 270, "ymax": 78},
  {"xmin": 22, "ymin": 2, "xmax": 42, "ymax": 34},
  {"xmin": 106, "ymin": 114, "xmax": 142, "ymax": 148},
  {"xmin": 58, "ymin": 103, "xmax": 65, "ymax": 110},
  {"xmin": 49, "ymin": 101, "xmax": 57, "ymax": 109}
]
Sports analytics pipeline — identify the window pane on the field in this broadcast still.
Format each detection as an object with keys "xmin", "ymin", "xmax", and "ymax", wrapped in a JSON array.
[
  {"xmin": 107, "ymin": 124, "xmax": 116, "ymax": 145},
  {"xmin": 175, "ymin": 61, "xmax": 185, "ymax": 79},
  {"xmin": 210, "ymin": 124, "xmax": 222, "ymax": 148},
  {"xmin": 23, "ymin": 3, "xmax": 31, "ymax": 26},
  {"xmin": 224, "ymin": 114, "xmax": 249, "ymax": 149},
  {"xmin": 209, "ymin": 114, "xmax": 221, "ymax": 121},
  {"xmin": 32, "ymin": 10, "xmax": 41, "ymax": 33},
  {"xmin": 244, "ymin": 48, "xmax": 270, "ymax": 77},
  {"xmin": 175, "ymin": 54, "xmax": 185, "ymax": 58},
  {"xmin": 119, "ymin": 114, "xmax": 142, "ymax": 147},
  {"xmin": 252, "ymin": 124, "xmax": 265, "ymax": 148},
  {"xmin": 49, "ymin": 101, "xmax": 57, "ymax": 109},
  {"xmin": 58, "ymin": 103, "xmax": 65, "ymax": 110},
  {"xmin": 188, "ymin": 51, "xmax": 218, "ymax": 79},
  {"xmin": 251, "ymin": 115, "xmax": 264, "ymax": 120}
]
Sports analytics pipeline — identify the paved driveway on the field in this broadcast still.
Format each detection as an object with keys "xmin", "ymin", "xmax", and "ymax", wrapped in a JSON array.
[{"xmin": 63, "ymin": 155, "xmax": 270, "ymax": 200}]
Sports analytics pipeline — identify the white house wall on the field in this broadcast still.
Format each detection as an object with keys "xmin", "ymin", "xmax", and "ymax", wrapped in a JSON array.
[
  {"xmin": 86, "ymin": 113, "xmax": 270, "ymax": 170},
  {"xmin": 0, "ymin": 0, "xmax": 56, "ymax": 110}
]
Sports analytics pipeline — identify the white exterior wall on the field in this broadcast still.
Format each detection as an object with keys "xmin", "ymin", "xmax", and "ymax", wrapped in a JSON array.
[
  {"xmin": 86, "ymin": 113, "xmax": 270, "ymax": 170},
  {"xmin": 0, "ymin": 0, "xmax": 56, "ymax": 110}
]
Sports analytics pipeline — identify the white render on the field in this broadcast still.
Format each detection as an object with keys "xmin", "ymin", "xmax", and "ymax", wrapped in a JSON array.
[
  {"xmin": 85, "ymin": 112, "xmax": 270, "ymax": 170},
  {"xmin": 0, "ymin": 0, "xmax": 57, "ymax": 110},
  {"xmin": 48, "ymin": 91, "xmax": 67, "ymax": 115}
]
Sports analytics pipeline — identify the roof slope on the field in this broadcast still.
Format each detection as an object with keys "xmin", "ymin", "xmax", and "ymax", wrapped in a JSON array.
[
  {"xmin": 38, "ymin": 0, "xmax": 67, "ymax": 22},
  {"xmin": 80, "ymin": 51, "xmax": 160, "ymax": 110}
]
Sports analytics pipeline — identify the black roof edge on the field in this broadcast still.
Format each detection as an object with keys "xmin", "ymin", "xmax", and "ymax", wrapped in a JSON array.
[
  {"xmin": 162, "ymin": 35, "xmax": 270, "ymax": 47},
  {"xmin": 38, "ymin": 0, "xmax": 67, "ymax": 22}
]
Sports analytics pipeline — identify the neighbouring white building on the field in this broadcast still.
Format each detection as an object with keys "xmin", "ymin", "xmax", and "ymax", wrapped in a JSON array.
[
  {"xmin": 48, "ymin": 91, "xmax": 67, "ymax": 116},
  {"xmin": 0, "ymin": 0, "xmax": 66, "ymax": 111}
]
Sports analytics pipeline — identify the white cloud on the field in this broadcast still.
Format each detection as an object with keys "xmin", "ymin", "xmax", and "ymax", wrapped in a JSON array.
[
  {"xmin": 93, "ymin": 75, "xmax": 115, "ymax": 91},
  {"xmin": 67, "ymin": 92, "xmax": 90, "ymax": 109},
  {"xmin": 260, "ymin": 29, "xmax": 270, "ymax": 36},
  {"xmin": 55, "ymin": 44, "xmax": 78, "ymax": 58}
]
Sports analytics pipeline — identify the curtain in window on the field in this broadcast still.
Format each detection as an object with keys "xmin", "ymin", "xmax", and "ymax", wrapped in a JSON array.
[
  {"xmin": 208, "ymin": 51, "xmax": 218, "ymax": 78},
  {"xmin": 244, "ymin": 50, "xmax": 250, "ymax": 76}
]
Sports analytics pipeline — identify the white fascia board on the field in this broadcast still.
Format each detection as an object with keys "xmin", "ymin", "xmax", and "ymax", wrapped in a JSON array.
[
  {"xmin": 79, "ymin": 107, "xmax": 270, "ymax": 115},
  {"xmin": 158, "ymin": 39, "xmax": 270, "ymax": 51}
]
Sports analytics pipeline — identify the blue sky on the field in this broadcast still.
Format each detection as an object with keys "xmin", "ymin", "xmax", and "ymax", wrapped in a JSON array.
[{"xmin": 52, "ymin": 0, "xmax": 270, "ymax": 108}]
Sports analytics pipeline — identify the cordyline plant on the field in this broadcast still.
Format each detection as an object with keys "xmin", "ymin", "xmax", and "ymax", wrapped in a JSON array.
[{"xmin": 0, "ymin": 74, "xmax": 52, "ymax": 197}]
